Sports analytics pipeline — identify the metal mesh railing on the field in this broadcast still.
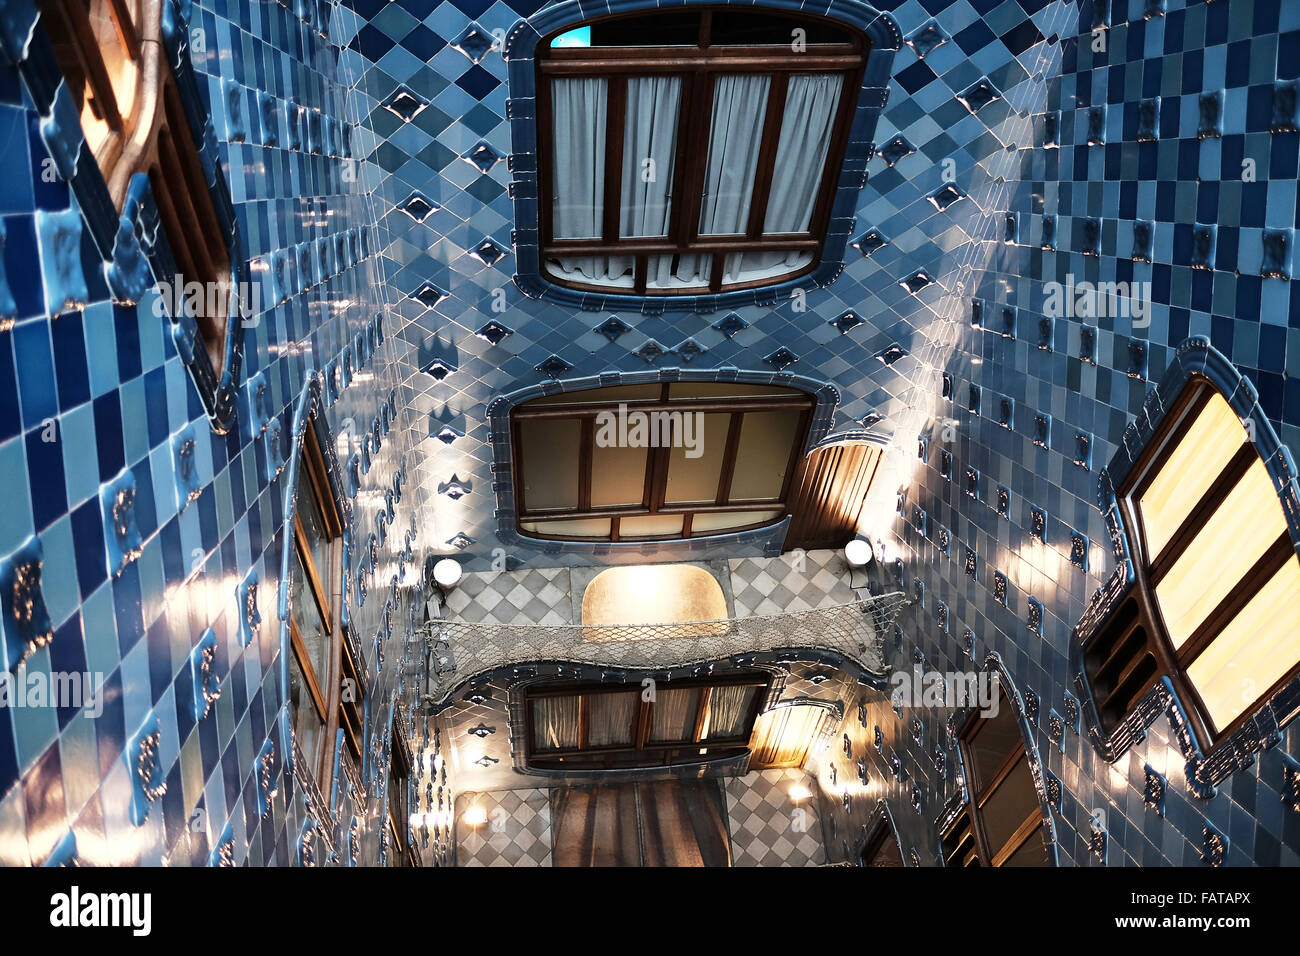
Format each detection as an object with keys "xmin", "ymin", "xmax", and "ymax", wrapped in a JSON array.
[{"xmin": 419, "ymin": 591, "xmax": 909, "ymax": 706}]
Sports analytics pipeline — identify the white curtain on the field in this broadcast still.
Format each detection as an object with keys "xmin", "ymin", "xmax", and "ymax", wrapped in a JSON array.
[
  {"xmin": 532, "ymin": 696, "xmax": 581, "ymax": 751},
  {"xmin": 551, "ymin": 77, "xmax": 606, "ymax": 240}
]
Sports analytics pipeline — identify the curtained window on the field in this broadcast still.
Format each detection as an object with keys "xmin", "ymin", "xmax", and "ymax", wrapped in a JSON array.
[
  {"xmin": 537, "ymin": 8, "xmax": 868, "ymax": 295},
  {"xmin": 525, "ymin": 675, "xmax": 768, "ymax": 771}
]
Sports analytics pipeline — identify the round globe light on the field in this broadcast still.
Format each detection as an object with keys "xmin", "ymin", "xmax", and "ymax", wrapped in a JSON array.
[
  {"xmin": 433, "ymin": 558, "xmax": 463, "ymax": 589},
  {"xmin": 845, "ymin": 538, "xmax": 874, "ymax": 567}
]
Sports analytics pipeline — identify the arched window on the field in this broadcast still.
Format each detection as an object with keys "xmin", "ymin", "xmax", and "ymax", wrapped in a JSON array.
[
  {"xmin": 534, "ymin": 7, "xmax": 869, "ymax": 296},
  {"xmin": 37, "ymin": 0, "xmax": 237, "ymax": 401},
  {"xmin": 942, "ymin": 684, "xmax": 1051, "ymax": 867},
  {"xmin": 510, "ymin": 381, "xmax": 813, "ymax": 541}
]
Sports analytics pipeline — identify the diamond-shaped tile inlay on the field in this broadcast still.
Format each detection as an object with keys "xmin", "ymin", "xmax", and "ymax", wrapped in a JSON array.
[
  {"xmin": 900, "ymin": 271, "xmax": 933, "ymax": 294},
  {"xmin": 475, "ymin": 321, "xmax": 513, "ymax": 346},
  {"xmin": 875, "ymin": 344, "xmax": 907, "ymax": 366},
  {"xmin": 451, "ymin": 23, "xmax": 497, "ymax": 64},
  {"xmin": 422, "ymin": 358, "xmax": 456, "ymax": 381},
  {"xmin": 860, "ymin": 409, "xmax": 884, "ymax": 428},
  {"xmin": 712, "ymin": 312, "xmax": 749, "ymax": 338},
  {"xmin": 957, "ymin": 78, "xmax": 1000, "ymax": 113},
  {"xmin": 411, "ymin": 283, "xmax": 447, "ymax": 308},
  {"xmin": 878, "ymin": 135, "xmax": 915, "ymax": 167},
  {"xmin": 675, "ymin": 338, "xmax": 706, "ymax": 363},
  {"xmin": 852, "ymin": 230, "xmax": 887, "ymax": 258},
  {"xmin": 929, "ymin": 184, "xmax": 964, "ymax": 211},
  {"xmin": 382, "ymin": 86, "xmax": 426, "ymax": 122},
  {"xmin": 398, "ymin": 192, "xmax": 437, "ymax": 223},
  {"xmin": 446, "ymin": 532, "xmax": 475, "ymax": 551},
  {"xmin": 830, "ymin": 310, "xmax": 864, "ymax": 334},
  {"xmin": 438, "ymin": 474, "xmax": 472, "ymax": 500},
  {"xmin": 764, "ymin": 347, "xmax": 797, "ymax": 371},
  {"xmin": 536, "ymin": 355, "xmax": 573, "ymax": 378},
  {"xmin": 463, "ymin": 141, "xmax": 505, "ymax": 173},
  {"xmin": 468, "ymin": 239, "xmax": 508, "ymax": 267},
  {"xmin": 906, "ymin": 21, "xmax": 947, "ymax": 59},
  {"xmin": 595, "ymin": 316, "xmax": 632, "ymax": 342},
  {"xmin": 635, "ymin": 340, "xmax": 668, "ymax": 363}
]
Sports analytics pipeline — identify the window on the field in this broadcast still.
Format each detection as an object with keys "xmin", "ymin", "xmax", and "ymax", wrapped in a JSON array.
[
  {"xmin": 536, "ymin": 8, "xmax": 868, "ymax": 295},
  {"xmin": 387, "ymin": 722, "xmax": 414, "ymax": 867},
  {"xmin": 942, "ymin": 688, "xmax": 1049, "ymax": 867},
  {"xmin": 1082, "ymin": 380, "xmax": 1300, "ymax": 746},
  {"xmin": 39, "ymin": 0, "xmax": 233, "ymax": 376},
  {"xmin": 511, "ymin": 382, "xmax": 813, "ymax": 541},
  {"xmin": 525, "ymin": 674, "xmax": 768, "ymax": 771},
  {"xmin": 286, "ymin": 417, "xmax": 349, "ymax": 791}
]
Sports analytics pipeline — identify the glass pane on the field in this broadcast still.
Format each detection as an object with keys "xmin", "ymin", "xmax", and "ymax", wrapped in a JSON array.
[
  {"xmin": 645, "ymin": 254, "xmax": 712, "ymax": 290},
  {"xmin": 526, "ymin": 384, "xmax": 662, "ymax": 407},
  {"xmin": 589, "ymin": 12, "xmax": 700, "ymax": 46},
  {"xmin": 690, "ymin": 510, "xmax": 782, "ymax": 534},
  {"xmin": 531, "ymin": 696, "xmax": 581, "ymax": 751},
  {"xmin": 710, "ymin": 11, "xmax": 851, "ymax": 45},
  {"xmin": 519, "ymin": 517, "xmax": 611, "ymax": 538},
  {"xmin": 619, "ymin": 514, "xmax": 684, "ymax": 538},
  {"xmin": 288, "ymin": 649, "xmax": 325, "ymax": 771},
  {"xmin": 1138, "ymin": 391, "xmax": 1246, "ymax": 562},
  {"xmin": 727, "ymin": 410, "xmax": 802, "ymax": 502},
  {"xmin": 664, "ymin": 412, "xmax": 730, "ymax": 504},
  {"xmin": 591, "ymin": 441, "xmax": 649, "ymax": 508},
  {"xmin": 669, "ymin": 383, "xmax": 805, "ymax": 400},
  {"xmin": 518, "ymin": 418, "xmax": 581, "ymax": 511},
  {"xmin": 702, "ymin": 685, "xmax": 757, "ymax": 739},
  {"xmin": 620, "ymin": 76, "xmax": 681, "ymax": 238},
  {"xmin": 296, "ymin": 476, "xmax": 333, "ymax": 588},
  {"xmin": 290, "ymin": 548, "xmax": 330, "ymax": 681},
  {"xmin": 651, "ymin": 687, "xmax": 701, "ymax": 742},
  {"xmin": 698, "ymin": 75, "xmax": 770, "ymax": 236},
  {"xmin": 979, "ymin": 754, "xmax": 1040, "ymax": 858},
  {"xmin": 1001, "ymin": 825, "xmax": 1048, "ymax": 867},
  {"xmin": 964, "ymin": 693, "xmax": 1020, "ymax": 795},
  {"xmin": 551, "ymin": 77, "xmax": 607, "ymax": 239},
  {"xmin": 587, "ymin": 691, "xmax": 639, "ymax": 747},
  {"xmin": 1155, "ymin": 458, "xmax": 1287, "ymax": 649},
  {"xmin": 763, "ymin": 74, "xmax": 844, "ymax": 233},
  {"xmin": 721, "ymin": 250, "xmax": 814, "ymax": 285},
  {"xmin": 544, "ymin": 255, "xmax": 635, "ymax": 287},
  {"xmin": 1186, "ymin": 556, "xmax": 1300, "ymax": 733}
]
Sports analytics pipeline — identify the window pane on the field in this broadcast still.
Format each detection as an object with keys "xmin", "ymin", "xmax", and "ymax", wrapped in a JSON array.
[
  {"xmin": 964, "ymin": 694, "xmax": 1020, "ymax": 795},
  {"xmin": 520, "ymin": 517, "xmax": 611, "ymax": 538},
  {"xmin": 664, "ymin": 413, "xmax": 730, "ymax": 503},
  {"xmin": 296, "ymin": 478, "xmax": 332, "ymax": 592},
  {"xmin": 1138, "ymin": 391, "xmax": 1246, "ymax": 562},
  {"xmin": 591, "ymin": 441, "xmax": 649, "ymax": 508},
  {"xmin": 291, "ymin": 548, "xmax": 330, "ymax": 681},
  {"xmin": 587, "ymin": 691, "xmax": 639, "ymax": 747},
  {"xmin": 1186, "ymin": 556, "xmax": 1300, "ymax": 733},
  {"xmin": 702, "ymin": 685, "xmax": 757, "ymax": 739},
  {"xmin": 1154, "ymin": 458, "xmax": 1287, "ymax": 649},
  {"xmin": 551, "ymin": 77, "xmax": 607, "ymax": 239},
  {"xmin": 589, "ymin": 12, "xmax": 700, "ymax": 46},
  {"xmin": 727, "ymin": 410, "xmax": 802, "ymax": 502},
  {"xmin": 1001, "ymin": 825, "xmax": 1048, "ymax": 867},
  {"xmin": 721, "ymin": 250, "xmax": 814, "ymax": 285},
  {"xmin": 619, "ymin": 514, "xmax": 684, "ymax": 538},
  {"xmin": 645, "ymin": 254, "xmax": 712, "ymax": 290},
  {"xmin": 979, "ymin": 753, "xmax": 1040, "ymax": 858},
  {"xmin": 288, "ymin": 649, "xmax": 325, "ymax": 772},
  {"xmin": 710, "ymin": 12, "xmax": 851, "ymax": 45},
  {"xmin": 651, "ymin": 687, "xmax": 701, "ymax": 742},
  {"xmin": 698, "ymin": 75, "xmax": 770, "ymax": 236},
  {"xmin": 532, "ymin": 696, "xmax": 581, "ymax": 751},
  {"xmin": 690, "ymin": 509, "xmax": 783, "ymax": 534},
  {"xmin": 763, "ymin": 74, "xmax": 844, "ymax": 234},
  {"xmin": 620, "ymin": 76, "xmax": 680, "ymax": 238},
  {"xmin": 519, "ymin": 418, "xmax": 581, "ymax": 511}
]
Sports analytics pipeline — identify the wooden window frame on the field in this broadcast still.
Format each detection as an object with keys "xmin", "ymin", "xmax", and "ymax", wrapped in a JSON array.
[
  {"xmin": 1085, "ymin": 377, "xmax": 1300, "ymax": 747},
  {"xmin": 510, "ymin": 383, "xmax": 814, "ymax": 542},
  {"xmin": 387, "ymin": 720, "xmax": 413, "ymax": 866},
  {"xmin": 39, "ymin": 0, "xmax": 233, "ymax": 375},
  {"xmin": 523, "ymin": 673, "xmax": 769, "ymax": 771},
  {"xmin": 942, "ymin": 694, "xmax": 1046, "ymax": 868},
  {"xmin": 286, "ymin": 418, "xmax": 351, "ymax": 792},
  {"xmin": 535, "ymin": 7, "xmax": 869, "ymax": 296}
]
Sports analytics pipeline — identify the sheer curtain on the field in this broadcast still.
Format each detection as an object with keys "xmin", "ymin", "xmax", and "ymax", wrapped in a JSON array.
[
  {"xmin": 725, "ymin": 72, "xmax": 844, "ymax": 283},
  {"xmin": 551, "ymin": 77, "xmax": 606, "ymax": 240},
  {"xmin": 531, "ymin": 696, "xmax": 581, "ymax": 751},
  {"xmin": 703, "ymin": 685, "xmax": 756, "ymax": 739}
]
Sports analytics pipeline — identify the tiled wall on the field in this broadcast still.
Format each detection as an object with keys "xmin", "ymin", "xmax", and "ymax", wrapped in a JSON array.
[
  {"xmin": 0, "ymin": 0, "xmax": 434, "ymax": 865},
  {"xmin": 348, "ymin": 0, "xmax": 1300, "ymax": 867}
]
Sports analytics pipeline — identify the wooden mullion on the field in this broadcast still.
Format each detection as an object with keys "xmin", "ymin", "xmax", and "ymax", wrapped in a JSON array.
[
  {"xmin": 709, "ymin": 251, "xmax": 725, "ymax": 292},
  {"xmin": 648, "ymin": 443, "xmax": 671, "ymax": 513},
  {"xmin": 538, "ymin": 76, "xmax": 556, "ymax": 244},
  {"xmin": 539, "ymin": 52, "xmax": 864, "ymax": 73},
  {"xmin": 746, "ymin": 71, "xmax": 788, "ymax": 238},
  {"xmin": 715, "ymin": 412, "xmax": 743, "ymax": 504},
  {"xmin": 602, "ymin": 76, "xmax": 628, "ymax": 243},
  {"xmin": 1148, "ymin": 442, "xmax": 1257, "ymax": 582},
  {"xmin": 577, "ymin": 695, "xmax": 589, "ymax": 751},
  {"xmin": 805, "ymin": 65, "xmax": 865, "ymax": 246},
  {"xmin": 289, "ymin": 620, "xmax": 328, "ymax": 720},
  {"xmin": 293, "ymin": 520, "xmax": 333, "ymax": 632},
  {"xmin": 678, "ymin": 70, "xmax": 713, "ymax": 245},
  {"xmin": 578, "ymin": 417, "xmax": 594, "ymax": 511},
  {"xmin": 53, "ymin": 0, "xmax": 124, "ymax": 129},
  {"xmin": 682, "ymin": 513, "xmax": 694, "ymax": 538},
  {"xmin": 698, "ymin": 9, "xmax": 712, "ymax": 47},
  {"xmin": 990, "ymin": 817, "xmax": 1043, "ymax": 868},
  {"xmin": 634, "ymin": 254, "xmax": 648, "ymax": 294}
]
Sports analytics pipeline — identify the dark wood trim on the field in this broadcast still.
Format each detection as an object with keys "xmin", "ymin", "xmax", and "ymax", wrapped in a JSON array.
[{"xmin": 602, "ymin": 76, "xmax": 628, "ymax": 243}]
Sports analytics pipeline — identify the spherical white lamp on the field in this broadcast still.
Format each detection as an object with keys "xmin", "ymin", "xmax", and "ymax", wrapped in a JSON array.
[
  {"xmin": 433, "ymin": 558, "xmax": 463, "ymax": 590},
  {"xmin": 844, "ymin": 538, "xmax": 874, "ymax": 567}
]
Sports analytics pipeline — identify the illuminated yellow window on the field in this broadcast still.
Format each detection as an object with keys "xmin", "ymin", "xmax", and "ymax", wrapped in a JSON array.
[{"xmin": 1084, "ymin": 381, "xmax": 1300, "ymax": 745}]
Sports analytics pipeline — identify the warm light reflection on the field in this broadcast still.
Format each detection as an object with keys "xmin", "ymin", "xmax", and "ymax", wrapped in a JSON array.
[
  {"xmin": 462, "ymin": 805, "xmax": 488, "ymax": 826},
  {"xmin": 788, "ymin": 783, "xmax": 812, "ymax": 802}
]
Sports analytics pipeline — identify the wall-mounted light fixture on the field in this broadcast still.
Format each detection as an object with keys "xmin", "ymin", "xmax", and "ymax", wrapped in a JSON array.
[{"xmin": 845, "ymin": 537, "xmax": 875, "ymax": 590}]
